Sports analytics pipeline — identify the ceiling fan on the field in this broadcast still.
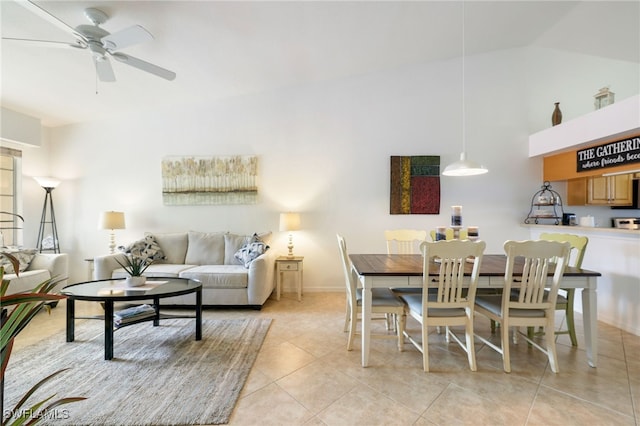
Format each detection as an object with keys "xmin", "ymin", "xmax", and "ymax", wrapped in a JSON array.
[{"xmin": 3, "ymin": 0, "xmax": 176, "ymax": 82}]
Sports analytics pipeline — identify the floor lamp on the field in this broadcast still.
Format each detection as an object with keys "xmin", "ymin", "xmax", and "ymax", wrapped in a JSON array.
[{"xmin": 34, "ymin": 176, "xmax": 61, "ymax": 253}]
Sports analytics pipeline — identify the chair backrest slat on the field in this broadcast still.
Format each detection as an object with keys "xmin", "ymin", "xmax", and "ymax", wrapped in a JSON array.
[
  {"xmin": 385, "ymin": 229, "xmax": 427, "ymax": 254},
  {"xmin": 504, "ymin": 240, "xmax": 571, "ymax": 312},
  {"xmin": 421, "ymin": 240, "xmax": 486, "ymax": 307},
  {"xmin": 539, "ymin": 232, "xmax": 588, "ymax": 268}
]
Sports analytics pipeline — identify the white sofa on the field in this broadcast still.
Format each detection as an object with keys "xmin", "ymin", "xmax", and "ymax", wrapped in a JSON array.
[
  {"xmin": 93, "ymin": 231, "xmax": 276, "ymax": 309},
  {"xmin": 2, "ymin": 252, "xmax": 69, "ymax": 296}
]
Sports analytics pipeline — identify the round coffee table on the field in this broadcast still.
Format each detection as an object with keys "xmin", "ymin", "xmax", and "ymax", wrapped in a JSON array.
[{"xmin": 62, "ymin": 277, "xmax": 202, "ymax": 360}]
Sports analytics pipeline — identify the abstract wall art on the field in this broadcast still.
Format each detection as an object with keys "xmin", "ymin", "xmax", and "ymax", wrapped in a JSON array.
[
  {"xmin": 390, "ymin": 155, "xmax": 440, "ymax": 214},
  {"xmin": 161, "ymin": 155, "xmax": 258, "ymax": 205}
]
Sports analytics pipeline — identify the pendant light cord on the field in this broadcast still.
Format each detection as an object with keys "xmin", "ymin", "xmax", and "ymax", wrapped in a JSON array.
[{"xmin": 462, "ymin": 0, "xmax": 466, "ymax": 155}]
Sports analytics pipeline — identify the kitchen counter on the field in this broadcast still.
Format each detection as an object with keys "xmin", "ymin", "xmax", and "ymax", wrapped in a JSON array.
[
  {"xmin": 522, "ymin": 223, "xmax": 640, "ymax": 236},
  {"xmin": 526, "ymin": 223, "xmax": 639, "ymax": 337}
]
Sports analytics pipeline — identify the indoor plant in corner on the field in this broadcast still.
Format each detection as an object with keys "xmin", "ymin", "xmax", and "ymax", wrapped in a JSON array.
[
  {"xmin": 1, "ymin": 252, "xmax": 86, "ymax": 426},
  {"xmin": 115, "ymin": 254, "xmax": 153, "ymax": 287}
]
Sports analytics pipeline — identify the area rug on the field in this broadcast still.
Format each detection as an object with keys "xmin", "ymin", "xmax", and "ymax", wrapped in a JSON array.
[{"xmin": 4, "ymin": 318, "xmax": 272, "ymax": 425}]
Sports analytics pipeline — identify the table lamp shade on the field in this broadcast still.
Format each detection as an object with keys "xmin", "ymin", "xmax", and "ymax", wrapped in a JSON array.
[
  {"xmin": 99, "ymin": 211, "xmax": 126, "ymax": 230},
  {"xmin": 279, "ymin": 212, "xmax": 301, "ymax": 232}
]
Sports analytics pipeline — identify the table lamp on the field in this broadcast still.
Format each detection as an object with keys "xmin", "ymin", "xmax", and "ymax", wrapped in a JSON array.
[
  {"xmin": 99, "ymin": 211, "xmax": 125, "ymax": 254},
  {"xmin": 279, "ymin": 212, "xmax": 300, "ymax": 258}
]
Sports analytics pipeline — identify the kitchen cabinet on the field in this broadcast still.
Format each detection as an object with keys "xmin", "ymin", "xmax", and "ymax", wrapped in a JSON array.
[{"xmin": 567, "ymin": 174, "xmax": 633, "ymax": 206}]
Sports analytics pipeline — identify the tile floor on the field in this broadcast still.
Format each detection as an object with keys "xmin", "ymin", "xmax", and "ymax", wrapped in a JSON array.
[{"xmin": 13, "ymin": 292, "xmax": 640, "ymax": 426}]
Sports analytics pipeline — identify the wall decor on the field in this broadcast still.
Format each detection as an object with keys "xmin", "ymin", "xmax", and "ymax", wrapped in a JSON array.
[
  {"xmin": 576, "ymin": 136, "xmax": 640, "ymax": 172},
  {"xmin": 162, "ymin": 155, "xmax": 258, "ymax": 205},
  {"xmin": 390, "ymin": 156, "xmax": 440, "ymax": 214}
]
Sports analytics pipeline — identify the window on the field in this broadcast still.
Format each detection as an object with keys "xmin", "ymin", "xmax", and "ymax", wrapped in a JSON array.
[{"xmin": 0, "ymin": 147, "xmax": 23, "ymax": 246}]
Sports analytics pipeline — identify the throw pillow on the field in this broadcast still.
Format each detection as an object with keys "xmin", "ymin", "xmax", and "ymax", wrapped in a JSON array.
[
  {"xmin": 185, "ymin": 231, "xmax": 225, "ymax": 265},
  {"xmin": 118, "ymin": 235, "xmax": 165, "ymax": 262},
  {"xmin": 234, "ymin": 235, "xmax": 270, "ymax": 268},
  {"xmin": 0, "ymin": 248, "xmax": 37, "ymax": 274},
  {"xmin": 224, "ymin": 232, "xmax": 273, "ymax": 265}
]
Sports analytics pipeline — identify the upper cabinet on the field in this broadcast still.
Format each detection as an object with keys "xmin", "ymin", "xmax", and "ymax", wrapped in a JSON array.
[{"xmin": 567, "ymin": 174, "xmax": 633, "ymax": 206}]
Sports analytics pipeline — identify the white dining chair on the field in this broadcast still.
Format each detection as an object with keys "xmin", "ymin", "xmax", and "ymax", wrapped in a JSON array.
[
  {"xmin": 400, "ymin": 239, "xmax": 486, "ymax": 372},
  {"xmin": 384, "ymin": 229, "xmax": 427, "ymax": 254},
  {"xmin": 474, "ymin": 240, "xmax": 571, "ymax": 373},
  {"xmin": 535, "ymin": 232, "xmax": 588, "ymax": 346},
  {"xmin": 337, "ymin": 234, "xmax": 407, "ymax": 352}
]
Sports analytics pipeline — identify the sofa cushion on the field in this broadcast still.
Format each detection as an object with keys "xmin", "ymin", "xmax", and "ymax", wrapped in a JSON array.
[
  {"xmin": 147, "ymin": 232, "xmax": 188, "ymax": 264},
  {"xmin": 179, "ymin": 265, "xmax": 248, "ymax": 289},
  {"xmin": 118, "ymin": 235, "xmax": 166, "ymax": 262},
  {"xmin": 2, "ymin": 269, "xmax": 51, "ymax": 295},
  {"xmin": 185, "ymin": 231, "xmax": 225, "ymax": 265},
  {"xmin": 113, "ymin": 264, "xmax": 198, "ymax": 278},
  {"xmin": 0, "ymin": 248, "xmax": 37, "ymax": 274}
]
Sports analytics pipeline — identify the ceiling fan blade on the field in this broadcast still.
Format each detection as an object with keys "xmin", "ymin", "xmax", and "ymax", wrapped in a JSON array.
[
  {"xmin": 111, "ymin": 52, "xmax": 176, "ymax": 81},
  {"xmin": 102, "ymin": 25, "xmax": 153, "ymax": 51},
  {"xmin": 2, "ymin": 37, "xmax": 87, "ymax": 49},
  {"xmin": 16, "ymin": 0, "xmax": 87, "ymax": 44},
  {"xmin": 94, "ymin": 57, "xmax": 116, "ymax": 82}
]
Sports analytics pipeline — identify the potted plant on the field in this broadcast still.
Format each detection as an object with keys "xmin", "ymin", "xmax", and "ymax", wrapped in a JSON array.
[
  {"xmin": 1, "ymin": 252, "xmax": 86, "ymax": 425},
  {"xmin": 115, "ymin": 255, "xmax": 153, "ymax": 287}
]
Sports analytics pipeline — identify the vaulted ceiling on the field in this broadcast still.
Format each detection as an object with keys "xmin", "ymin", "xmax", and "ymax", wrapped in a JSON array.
[{"xmin": 2, "ymin": 1, "xmax": 639, "ymax": 127}]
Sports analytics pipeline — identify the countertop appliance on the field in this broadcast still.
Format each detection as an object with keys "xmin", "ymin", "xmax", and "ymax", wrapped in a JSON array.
[{"xmin": 612, "ymin": 217, "xmax": 640, "ymax": 229}]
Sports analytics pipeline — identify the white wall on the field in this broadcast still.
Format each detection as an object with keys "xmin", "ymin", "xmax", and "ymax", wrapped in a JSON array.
[{"xmin": 19, "ymin": 46, "xmax": 640, "ymax": 334}]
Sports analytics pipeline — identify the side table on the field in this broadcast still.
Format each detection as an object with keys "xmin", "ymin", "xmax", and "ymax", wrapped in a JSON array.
[{"xmin": 276, "ymin": 255, "xmax": 304, "ymax": 301}]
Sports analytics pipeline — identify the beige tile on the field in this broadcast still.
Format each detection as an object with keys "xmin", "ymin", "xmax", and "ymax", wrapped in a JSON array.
[
  {"xmin": 422, "ymin": 383, "xmax": 529, "ymax": 425},
  {"xmin": 276, "ymin": 359, "xmax": 359, "ymax": 413},
  {"xmin": 253, "ymin": 341, "xmax": 316, "ymax": 381},
  {"xmin": 542, "ymin": 347, "xmax": 634, "ymax": 417},
  {"xmin": 529, "ymin": 386, "xmax": 636, "ymax": 425},
  {"xmin": 315, "ymin": 384, "xmax": 420, "ymax": 426},
  {"xmin": 229, "ymin": 382, "xmax": 313, "ymax": 425}
]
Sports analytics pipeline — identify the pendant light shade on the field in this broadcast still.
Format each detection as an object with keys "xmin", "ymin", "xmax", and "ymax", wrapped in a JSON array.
[
  {"xmin": 443, "ymin": 152, "xmax": 488, "ymax": 176},
  {"xmin": 442, "ymin": 1, "xmax": 488, "ymax": 177}
]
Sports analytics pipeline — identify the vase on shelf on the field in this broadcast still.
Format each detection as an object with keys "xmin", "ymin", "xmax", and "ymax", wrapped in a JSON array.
[
  {"xmin": 551, "ymin": 102, "xmax": 562, "ymax": 126},
  {"xmin": 125, "ymin": 276, "xmax": 146, "ymax": 287}
]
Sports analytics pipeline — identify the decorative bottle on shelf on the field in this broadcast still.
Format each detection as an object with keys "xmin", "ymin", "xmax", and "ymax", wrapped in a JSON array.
[{"xmin": 551, "ymin": 102, "xmax": 562, "ymax": 126}]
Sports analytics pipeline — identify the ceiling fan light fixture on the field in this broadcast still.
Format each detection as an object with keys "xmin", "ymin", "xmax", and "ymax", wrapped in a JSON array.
[{"xmin": 442, "ymin": 152, "xmax": 488, "ymax": 176}]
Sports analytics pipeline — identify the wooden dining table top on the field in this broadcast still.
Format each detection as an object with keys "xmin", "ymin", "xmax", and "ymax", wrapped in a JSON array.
[{"xmin": 349, "ymin": 254, "xmax": 602, "ymax": 277}]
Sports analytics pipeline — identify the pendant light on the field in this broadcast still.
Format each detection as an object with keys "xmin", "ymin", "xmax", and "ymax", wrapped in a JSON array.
[{"xmin": 442, "ymin": 1, "xmax": 488, "ymax": 177}]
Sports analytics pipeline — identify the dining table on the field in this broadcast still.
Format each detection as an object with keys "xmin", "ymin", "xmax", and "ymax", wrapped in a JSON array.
[{"xmin": 349, "ymin": 253, "xmax": 602, "ymax": 368}]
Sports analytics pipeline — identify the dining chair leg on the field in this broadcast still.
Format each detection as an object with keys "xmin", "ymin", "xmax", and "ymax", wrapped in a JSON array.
[
  {"xmin": 422, "ymin": 320, "xmax": 429, "ymax": 372},
  {"xmin": 343, "ymin": 296, "xmax": 350, "ymax": 333},
  {"xmin": 546, "ymin": 318, "xmax": 560, "ymax": 373},
  {"xmin": 465, "ymin": 317, "xmax": 477, "ymax": 372},
  {"xmin": 397, "ymin": 313, "xmax": 406, "ymax": 351},
  {"xmin": 566, "ymin": 289, "xmax": 578, "ymax": 346},
  {"xmin": 346, "ymin": 311, "xmax": 357, "ymax": 351},
  {"xmin": 501, "ymin": 321, "xmax": 511, "ymax": 373}
]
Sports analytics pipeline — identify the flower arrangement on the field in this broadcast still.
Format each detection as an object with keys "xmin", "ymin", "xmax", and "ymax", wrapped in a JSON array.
[{"xmin": 115, "ymin": 255, "xmax": 153, "ymax": 277}]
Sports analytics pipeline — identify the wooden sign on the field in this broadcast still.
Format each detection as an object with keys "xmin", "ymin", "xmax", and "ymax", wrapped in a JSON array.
[{"xmin": 577, "ymin": 136, "xmax": 640, "ymax": 172}]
